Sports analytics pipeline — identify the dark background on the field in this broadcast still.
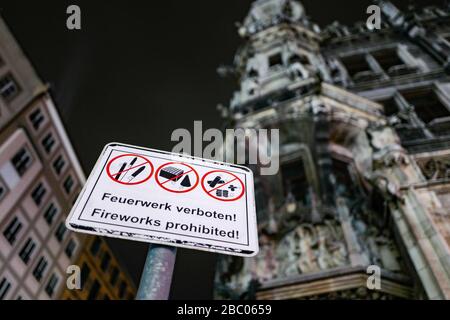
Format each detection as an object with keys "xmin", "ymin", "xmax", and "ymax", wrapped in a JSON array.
[{"xmin": 0, "ymin": 0, "xmax": 443, "ymax": 299}]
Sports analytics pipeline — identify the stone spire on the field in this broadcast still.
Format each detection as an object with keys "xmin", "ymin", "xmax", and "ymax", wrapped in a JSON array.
[
  {"xmin": 228, "ymin": 0, "xmax": 327, "ymax": 115},
  {"xmin": 238, "ymin": 0, "xmax": 306, "ymax": 37}
]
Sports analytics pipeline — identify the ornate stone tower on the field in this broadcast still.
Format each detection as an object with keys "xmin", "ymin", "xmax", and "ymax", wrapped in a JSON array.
[{"xmin": 215, "ymin": 0, "xmax": 450, "ymax": 299}]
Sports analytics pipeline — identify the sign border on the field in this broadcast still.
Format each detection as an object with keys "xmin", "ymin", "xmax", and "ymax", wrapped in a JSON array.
[{"xmin": 66, "ymin": 142, "xmax": 258, "ymax": 257}]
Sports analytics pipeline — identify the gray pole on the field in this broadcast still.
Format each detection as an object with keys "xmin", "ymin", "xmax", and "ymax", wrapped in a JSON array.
[{"xmin": 136, "ymin": 244, "xmax": 177, "ymax": 300}]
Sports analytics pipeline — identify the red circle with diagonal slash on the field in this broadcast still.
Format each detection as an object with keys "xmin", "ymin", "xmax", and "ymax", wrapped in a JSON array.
[
  {"xmin": 201, "ymin": 170, "xmax": 245, "ymax": 201},
  {"xmin": 155, "ymin": 162, "xmax": 199, "ymax": 193},
  {"xmin": 106, "ymin": 154, "xmax": 154, "ymax": 185}
]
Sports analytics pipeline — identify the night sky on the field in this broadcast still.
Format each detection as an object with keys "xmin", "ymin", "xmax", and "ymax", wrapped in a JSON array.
[{"xmin": 0, "ymin": 0, "xmax": 444, "ymax": 299}]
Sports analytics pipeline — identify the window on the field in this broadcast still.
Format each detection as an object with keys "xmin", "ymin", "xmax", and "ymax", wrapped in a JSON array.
[
  {"xmin": 443, "ymin": 34, "xmax": 450, "ymax": 47},
  {"xmin": 341, "ymin": 47, "xmax": 418, "ymax": 85},
  {"xmin": 371, "ymin": 48, "xmax": 415, "ymax": 76},
  {"xmin": 41, "ymin": 132, "xmax": 56, "ymax": 154},
  {"xmin": 380, "ymin": 97, "xmax": 401, "ymax": 117},
  {"xmin": 32, "ymin": 257, "xmax": 48, "ymax": 281},
  {"xmin": 45, "ymin": 274, "xmax": 59, "ymax": 297},
  {"xmin": 281, "ymin": 159, "xmax": 309, "ymax": 205},
  {"xmin": 268, "ymin": 53, "xmax": 283, "ymax": 68},
  {"xmin": 90, "ymin": 237, "xmax": 101, "ymax": 256},
  {"xmin": 3, "ymin": 216, "xmax": 22, "ymax": 245},
  {"xmin": 332, "ymin": 159, "xmax": 357, "ymax": 197},
  {"xmin": 11, "ymin": 147, "xmax": 32, "ymax": 176},
  {"xmin": 110, "ymin": 267, "xmax": 119, "ymax": 286},
  {"xmin": 118, "ymin": 281, "xmax": 127, "ymax": 299},
  {"xmin": 289, "ymin": 54, "xmax": 309, "ymax": 65},
  {"xmin": 19, "ymin": 238, "xmax": 36, "ymax": 264},
  {"xmin": 340, "ymin": 54, "xmax": 380, "ymax": 83},
  {"xmin": 100, "ymin": 252, "xmax": 111, "ymax": 271},
  {"xmin": 43, "ymin": 203, "xmax": 58, "ymax": 225},
  {"xmin": 31, "ymin": 182, "xmax": 47, "ymax": 206},
  {"xmin": 63, "ymin": 175, "xmax": 74, "ymax": 194},
  {"xmin": 380, "ymin": 88, "xmax": 450, "ymax": 142},
  {"xmin": 53, "ymin": 155, "xmax": 66, "ymax": 175},
  {"xmin": 403, "ymin": 89, "xmax": 450, "ymax": 124},
  {"xmin": 29, "ymin": 108, "xmax": 45, "ymax": 131},
  {"xmin": 0, "ymin": 180, "xmax": 6, "ymax": 202},
  {"xmin": 88, "ymin": 279, "xmax": 100, "ymax": 300},
  {"xmin": 65, "ymin": 239, "xmax": 76, "ymax": 258},
  {"xmin": 0, "ymin": 73, "xmax": 20, "ymax": 102},
  {"xmin": 81, "ymin": 263, "xmax": 90, "ymax": 287},
  {"xmin": 72, "ymin": 192, "xmax": 79, "ymax": 206},
  {"xmin": 54, "ymin": 222, "xmax": 67, "ymax": 242},
  {"xmin": 247, "ymin": 68, "xmax": 258, "ymax": 78},
  {"xmin": 0, "ymin": 278, "xmax": 11, "ymax": 300}
]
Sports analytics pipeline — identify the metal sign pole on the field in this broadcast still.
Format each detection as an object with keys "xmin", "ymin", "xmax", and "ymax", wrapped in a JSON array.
[{"xmin": 136, "ymin": 244, "xmax": 177, "ymax": 300}]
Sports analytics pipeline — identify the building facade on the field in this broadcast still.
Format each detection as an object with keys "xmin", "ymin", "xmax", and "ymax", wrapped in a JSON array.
[
  {"xmin": 0, "ymin": 15, "xmax": 135, "ymax": 300},
  {"xmin": 61, "ymin": 236, "xmax": 136, "ymax": 300},
  {"xmin": 215, "ymin": 0, "xmax": 450, "ymax": 299}
]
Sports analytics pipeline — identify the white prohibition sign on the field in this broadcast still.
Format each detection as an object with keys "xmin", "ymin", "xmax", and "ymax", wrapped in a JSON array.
[{"xmin": 66, "ymin": 143, "xmax": 259, "ymax": 257}]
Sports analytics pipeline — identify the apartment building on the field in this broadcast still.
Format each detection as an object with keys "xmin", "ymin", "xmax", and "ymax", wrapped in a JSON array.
[{"xmin": 0, "ymin": 15, "xmax": 135, "ymax": 300}]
